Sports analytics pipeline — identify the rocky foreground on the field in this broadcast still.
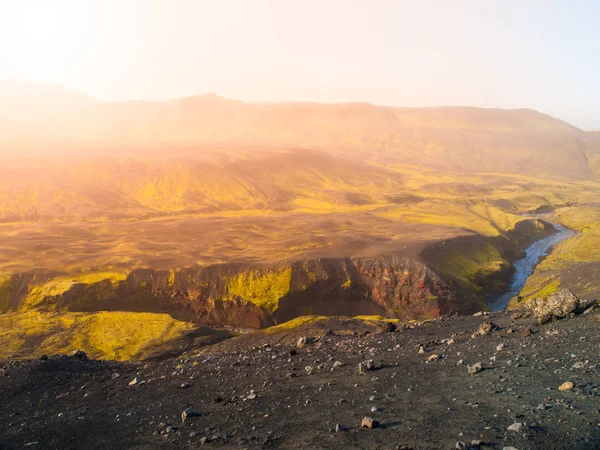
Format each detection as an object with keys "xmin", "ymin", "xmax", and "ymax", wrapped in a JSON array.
[{"xmin": 0, "ymin": 296, "xmax": 599, "ymax": 449}]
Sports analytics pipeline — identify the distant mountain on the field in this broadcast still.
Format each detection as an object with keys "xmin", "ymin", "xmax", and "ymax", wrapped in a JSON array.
[{"xmin": 1, "ymin": 80, "xmax": 599, "ymax": 179}]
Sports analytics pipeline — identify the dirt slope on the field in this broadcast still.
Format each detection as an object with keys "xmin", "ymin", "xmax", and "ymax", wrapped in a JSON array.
[{"xmin": 1, "ymin": 307, "xmax": 599, "ymax": 449}]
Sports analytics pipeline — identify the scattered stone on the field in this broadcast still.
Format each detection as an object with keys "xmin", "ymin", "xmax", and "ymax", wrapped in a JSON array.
[
  {"xmin": 511, "ymin": 311, "xmax": 524, "ymax": 320},
  {"xmin": 496, "ymin": 343, "xmax": 505, "ymax": 352},
  {"xmin": 180, "ymin": 381, "xmax": 192, "ymax": 389},
  {"xmin": 418, "ymin": 345, "xmax": 425, "ymax": 354},
  {"xmin": 199, "ymin": 436, "xmax": 208, "ymax": 445},
  {"xmin": 111, "ymin": 372, "xmax": 120, "ymax": 380},
  {"xmin": 507, "ymin": 422, "xmax": 523, "ymax": 432},
  {"xmin": 522, "ymin": 327, "xmax": 532, "ymax": 338},
  {"xmin": 358, "ymin": 359, "xmax": 376, "ymax": 374},
  {"xmin": 472, "ymin": 321, "xmax": 499, "ymax": 339},
  {"xmin": 305, "ymin": 366, "xmax": 314, "ymax": 375},
  {"xmin": 447, "ymin": 339, "xmax": 455, "ymax": 345},
  {"xmin": 128, "ymin": 377, "xmax": 140, "ymax": 387},
  {"xmin": 467, "ymin": 362, "xmax": 483, "ymax": 375},
  {"xmin": 427, "ymin": 354, "xmax": 440, "ymax": 361},
  {"xmin": 572, "ymin": 362, "xmax": 585, "ymax": 369},
  {"xmin": 335, "ymin": 423, "xmax": 343, "ymax": 432},
  {"xmin": 455, "ymin": 442, "xmax": 467, "ymax": 450},
  {"xmin": 525, "ymin": 289, "xmax": 580, "ymax": 324},
  {"xmin": 361, "ymin": 416, "xmax": 379, "ymax": 429},
  {"xmin": 473, "ymin": 311, "xmax": 484, "ymax": 317},
  {"xmin": 297, "ymin": 336, "xmax": 313, "ymax": 348},
  {"xmin": 558, "ymin": 381, "xmax": 574, "ymax": 392},
  {"xmin": 332, "ymin": 360, "xmax": 344, "ymax": 369},
  {"xmin": 181, "ymin": 407, "xmax": 201, "ymax": 423}
]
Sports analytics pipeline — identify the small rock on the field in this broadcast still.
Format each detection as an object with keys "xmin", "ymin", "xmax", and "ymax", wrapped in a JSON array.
[
  {"xmin": 558, "ymin": 381, "xmax": 574, "ymax": 392},
  {"xmin": 199, "ymin": 436, "xmax": 208, "ymax": 445},
  {"xmin": 128, "ymin": 377, "xmax": 140, "ymax": 386},
  {"xmin": 473, "ymin": 311, "xmax": 484, "ymax": 317},
  {"xmin": 496, "ymin": 343, "xmax": 505, "ymax": 352},
  {"xmin": 357, "ymin": 360, "xmax": 376, "ymax": 375},
  {"xmin": 507, "ymin": 422, "xmax": 523, "ymax": 432},
  {"xmin": 180, "ymin": 381, "xmax": 192, "ymax": 389},
  {"xmin": 467, "ymin": 362, "xmax": 483, "ymax": 375},
  {"xmin": 455, "ymin": 442, "xmax": 467, "ymax": 450},
  {"xmin": 332, "ymin": 361, "xmax": 344, "ymax": 369},
  {"xmin": 511, "ymin": 311, "xmax": 524, "ymax": 320},
  {"xmin": 583, "ymin": 305, "xmax": 596, "ymax": 315},
  {"xmin": 181, "ymin": 407, "xmax": 201, "ymax": 423},
  {"xmin": 522, "ymin": 327, "xmax": 532, "ymax": 337},
  {"xmin": 361, "ymin": 416, "xmax": 379, "ymax": 429},
  {"xmin": 72, "ymin": 350, "xmax": 87, "ymax": 360},
  {"xmin": 377, "ymin": 321, "xmax": 397, "ymax": 333},
  {"xmin": 297, "ymin": 336, "xmax": 313, "ymax": 348},
  {"xmin": 427, "ymin": 354, "xmax": 440, "ymax": 362},
  {"xmin": 473, "ymin": 321, "xmax": 498, "ymax": 338},
  {"xmin": 335, "ymin": 423, "xmax": 343, "ymax": 432},
  {"xmin": 305, "ymin": 366, "xmax": 314, "ymax": 375},
  {"xmin": 447, "ymin": 339, "xmax": 455, "ymax": 345}
]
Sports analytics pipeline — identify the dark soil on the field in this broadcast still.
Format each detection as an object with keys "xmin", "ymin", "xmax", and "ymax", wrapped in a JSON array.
[{"xmin": 1, "ymin": 309, "xmax": 599, "ymax": 450}]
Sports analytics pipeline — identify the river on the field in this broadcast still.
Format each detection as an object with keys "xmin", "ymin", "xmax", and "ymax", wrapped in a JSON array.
[{"xmin": 487, "ymin": 220, "xmax": 574, "ymax": 311}]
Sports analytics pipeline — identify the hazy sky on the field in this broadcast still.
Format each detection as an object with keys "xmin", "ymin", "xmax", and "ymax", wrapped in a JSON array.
[{"xmin": 0, "ymin": 0, "xmax": 599, "ymax": 128}]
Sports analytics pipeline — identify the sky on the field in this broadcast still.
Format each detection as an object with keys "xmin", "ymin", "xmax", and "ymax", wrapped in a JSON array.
[{"xmin": 0, "ymin": 0, "xmax": 599, "ymax": 128}]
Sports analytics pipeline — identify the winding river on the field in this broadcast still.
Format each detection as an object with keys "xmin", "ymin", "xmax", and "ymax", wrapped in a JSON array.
[{"xmin": 487, "ymin": 220, "xmax": 574, "ymax": 311}]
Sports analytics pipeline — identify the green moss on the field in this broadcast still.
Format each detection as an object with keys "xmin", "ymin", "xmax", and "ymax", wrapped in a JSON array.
[
  {"xmin": 226, "ymin": 267, "xmax": 293, "ymax": 313},
  {"xmin": 23, "ymin": 272, "xmax": 127, "ymax": 310},
  {"xmin": 0, "ymin": 276, "xmax": 11, "ymax": 313},
  {"xmin": 520, "ymin": 278, "xmax": 560, "ymax": 303},
  {"xmin": 0, "ymin": 310, "xmax": 196, "ymax": 361},
  {"xmin": 429, "ymin": 242, "xmax": 507, "ymax": 294},
  {"xmin": 265, "ymin": 315, "xmax": 328, "ymax": 333}
]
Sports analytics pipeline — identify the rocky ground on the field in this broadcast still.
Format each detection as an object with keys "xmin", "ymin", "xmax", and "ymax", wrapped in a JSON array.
[{"xmin": 1, "ymin": 302, "xmax": 599, "ymax": 450}]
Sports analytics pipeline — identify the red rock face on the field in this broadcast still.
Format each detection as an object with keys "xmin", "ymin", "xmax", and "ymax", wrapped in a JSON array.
[{"xmin": 4, "ymin": 255, "xmax": 480, "ymax": 329}]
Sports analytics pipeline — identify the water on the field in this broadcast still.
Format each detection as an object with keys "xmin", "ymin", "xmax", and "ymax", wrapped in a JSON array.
[{"xmin": 487, "ymin": 222, "xmax": 574, "ymax": 311}]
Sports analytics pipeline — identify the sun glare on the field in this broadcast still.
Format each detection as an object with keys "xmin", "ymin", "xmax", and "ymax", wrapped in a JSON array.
[{"xmin": 1, "ymin": 2, "xmax": 102, "ymax": 85}]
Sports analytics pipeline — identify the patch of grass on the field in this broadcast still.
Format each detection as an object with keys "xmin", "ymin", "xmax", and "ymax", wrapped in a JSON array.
[
  {"xmin": 0, "ymin": 310, "xmax": 196, "ymax": 361},
  {"xmin": 265, "ymin": 315, "xmax": 329, "ymax": 333},
  {"xmin": 226, "ymin": 267, "xmax": 293, "ymax": 313},
  {"xmin": 353, "ymin": 315, "xmax": 400, "ymax": 323}
]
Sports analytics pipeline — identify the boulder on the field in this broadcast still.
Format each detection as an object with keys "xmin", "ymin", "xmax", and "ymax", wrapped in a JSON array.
[{"xmin": 526, "ymin": 289, "xmax": 580, "ymax": 324}]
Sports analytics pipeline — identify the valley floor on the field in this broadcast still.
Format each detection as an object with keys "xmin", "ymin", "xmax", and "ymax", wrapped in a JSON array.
[{"xmin": 1, "ymin": 308, "xmax": 599, "ymax": 449}]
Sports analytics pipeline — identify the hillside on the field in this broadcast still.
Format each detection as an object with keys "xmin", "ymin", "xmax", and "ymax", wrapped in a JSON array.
[{"xmin": 1, "ymin": 81, "xmax": 599, "ymax": 179}]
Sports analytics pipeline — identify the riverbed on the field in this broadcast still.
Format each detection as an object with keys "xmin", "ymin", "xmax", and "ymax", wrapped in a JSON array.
[{"xmin": 487, "ymin": 221, "xmax": 574, "ymax": 311}]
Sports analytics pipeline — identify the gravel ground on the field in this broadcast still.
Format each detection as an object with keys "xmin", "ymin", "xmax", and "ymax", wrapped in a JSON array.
[{"xmin": 1, "ymin": 308, "xmax": 599, "ymax": 450}]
